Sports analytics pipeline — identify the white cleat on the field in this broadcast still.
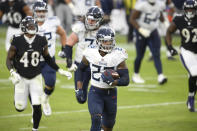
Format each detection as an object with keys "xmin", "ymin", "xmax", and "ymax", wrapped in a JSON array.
[
  {"xmin": 42, "ymin": 94, "xmax": 52, "ymax": 116},
  {"xmin": 132, "ymin": 74, "xmax": 145, "ymax": 84},
  {"xmin": 158, "ymin": 74, "xmax": 167, "ymax": 85}
]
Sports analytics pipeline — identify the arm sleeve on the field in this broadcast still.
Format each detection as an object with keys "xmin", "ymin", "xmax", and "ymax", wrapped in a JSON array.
[
  {"xmin": 117, "ymin": 69, "xmax": 130, "ymax": 86},
  {"xmin": 76, "ymin": 61, "xmax": 89, "ymax": 82},
  {"xmin": 43, "ymin": 55, "xmax": 59, "ymax": 71}
]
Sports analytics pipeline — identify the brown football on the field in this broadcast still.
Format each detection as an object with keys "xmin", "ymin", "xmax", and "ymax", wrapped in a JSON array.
[{"xmin": 104, "ymin": 69, "xmax": 120, "ymax": 80}]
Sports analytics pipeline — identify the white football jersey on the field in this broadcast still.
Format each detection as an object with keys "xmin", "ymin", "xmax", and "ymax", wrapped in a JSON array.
[
  {"xmin": 83, "ymin": 46, "xmax": 128, "ymax": 89},
  {"xmin": 72, "ymin": 0, "xmax": 97, "ymax": 16},
  {"xmin": 135, "ymin": 0, "xmax": 165, "ymax": 32},
  {"xmin": 72, "ymin": 21, "xmax": 102, "ymax": 63},
  {"xmin": 37, "ymin": 16, "xmax": 60, "ymax": 57}
]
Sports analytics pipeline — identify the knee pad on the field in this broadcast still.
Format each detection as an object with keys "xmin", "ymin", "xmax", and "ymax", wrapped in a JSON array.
[
  {"xmin": 102, "ymin": 118, "xmax": 115, "ymax": 128},
  {"xmin": 15, "ymin": 101, "xmax": 25, "ymax": 112},
  {"xmin": 44, "ymin": 87, "xmax": 54, "ymax": 95},
  {"xmin": 91, "ymin": 114, "xmax": 102, "ymax": 131}
]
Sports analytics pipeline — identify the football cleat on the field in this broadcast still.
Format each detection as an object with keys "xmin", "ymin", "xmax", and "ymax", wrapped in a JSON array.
[
  {"xmin": 186, "ymin": 96, "xmax": 195, "ymax": 112},
  {"xmin": 158, "ymin": 74, "xmax": 167, "ymax": 85},
  {"xmin": 41, "ymin": 94, "xmax": 52, "ymax": 116},
  {"xmin": 132, "ymin": 74, "xmax": 145, "ymax": 84}
]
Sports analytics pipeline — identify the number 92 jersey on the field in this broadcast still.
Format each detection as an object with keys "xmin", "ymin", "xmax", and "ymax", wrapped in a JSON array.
[
  {"xmin": 37, "ymin": 16, "xmax": 61, "ymax": 57},
  {"xmin": 135, "ymin": 0, "xmax": 165, "ymax": 32},
  {"xmin": 11, "ymin": 34, "xmax": 47, "ymax": 79},
  {"xmin": 0, "ymin": 0, "xmax": 27, "ymax": 28},
  {"xmin": 72, "ymin": 21, "xmax": 102, "ymax": 63},
  {"xmin": 173, "ymin": 14, "xmax": 197, "ymax": 53},
  {"xmin": 83, "ymin": 46, "xmax": 128, "ymax": 89}
]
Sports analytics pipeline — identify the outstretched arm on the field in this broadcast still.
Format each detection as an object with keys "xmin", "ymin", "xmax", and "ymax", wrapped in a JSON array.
[{"xmin": 56, "ymin": 25, "xmax": 67, "ymax": 47}]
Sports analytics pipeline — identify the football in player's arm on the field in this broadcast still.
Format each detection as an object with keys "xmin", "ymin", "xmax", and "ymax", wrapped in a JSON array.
[
  {"xmin": 59, "ymin": 6, "xmax": 104, "ymax": 104},
  {"xmin": 166, "ymin": 0, "xmax": 197, "ymax": 112},
  {"xmin": 6, "ymin": 16, "xmax": 72, "ymax": 131},
  {"xmin": 76, "ymin": 27, "xmax": 130, "ymax": 131}
]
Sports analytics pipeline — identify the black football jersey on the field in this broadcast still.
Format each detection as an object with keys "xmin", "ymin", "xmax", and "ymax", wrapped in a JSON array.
[
  {"xmin": 11, "ymin": 34, "xmax": 47, "ymax": 79},
  {"xmin": 173, "ymin": 14, "xmax": 197, "ymax": 53},
  {"xmin": 0, "ymin": 0, "xmax": 27, "ymax": 28}
]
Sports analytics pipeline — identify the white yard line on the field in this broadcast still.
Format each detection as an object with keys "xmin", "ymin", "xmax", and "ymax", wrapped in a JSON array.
[
  {"xmin": 20, "ymin": 126, "xmax": 47, "ymax": 130},
  {"xmin": 0, "ymin": 101, "xmax": 186, "ymax": 119},
  {"xmin": 128, "ymin": 88, "xmax": 166, "ymax": 93}
]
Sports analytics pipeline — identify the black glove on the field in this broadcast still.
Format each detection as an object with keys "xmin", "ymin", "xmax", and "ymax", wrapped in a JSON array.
[
  {"xmin": 168, "ymin": 45, "xmax": 178, "ymax": 56},
  {"xmin": 75, "ymin": 88, "xmax": 85, "ymax": 102},
  {"xmin": 101, "ymin": 71, "xmax": 114, "ymax": 86},
  {"xmin": 66, "ymin": 58, "xmax": 72, "ymax": 68}
]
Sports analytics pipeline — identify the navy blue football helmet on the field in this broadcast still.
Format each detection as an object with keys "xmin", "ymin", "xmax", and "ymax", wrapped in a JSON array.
[
  {"xmin": 85, "ymin": 6, "xmax": 104, "ymax": 30},
  {"xmin": 96, "ymin": 27, "xmax": 115, "ymax": 53},
  {"xmin": 20, "ymin": 16, "xmax": 38, "ymax": 35},
  {"xmin": 183, "ymin": 0, "xmax": 197, "ymax": 19},
  {"xmin": 33, "ymin": 1, "xmax": 48, "ymax": 22}
]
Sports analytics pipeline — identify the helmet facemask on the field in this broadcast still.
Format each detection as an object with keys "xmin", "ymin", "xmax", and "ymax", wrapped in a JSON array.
[
  {"xmin": 20, "ymin": 16, "xmax": 38, "ymax": 35},
  {"xmin": 85, "ymin": 15, "xmax": 101, "ymax": 30},
  {"xmin": 184, "ymin": 0, "xmax": 197, "ymax": 19},
  {"xmin": 98, "ymin": 38, "xmax": 115, "ymax": 53},
  {"xmin": 185, "ymin": 8, "xmax": 196, "ymax": 19},
  {"xmin": 33, "ymin": 2, "xmax": 48, "ymax": 22}
]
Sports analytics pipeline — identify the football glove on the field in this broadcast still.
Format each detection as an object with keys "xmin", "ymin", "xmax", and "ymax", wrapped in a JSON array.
[
  {"xmin": 68, "ymin": 63, "xmax": 78, "ymax": 72},
  {"xmin": 58, "ymin": 69, "xmax": 72, "ymax": 80},
  {"xmin": 75, "ymin": 88, "xmax": 85, "ymax": 102},
  {"xmin": 138, "ymin": 27, "xmax": 151, "ymax": 38},
  {"xmin": 9, "ymin": 69, "xmax": 21, "ymax": 85},
  {"xmin": 101, "ymin": 71, "xmax": 114, "ymax": 86},
  {"xmin": 58, "ymin": 50, "xmax": 66, "ymax": 58},
  {"xmin": 167, "ymin": 45, "xmax": 178, "ymax": 56},
  {"xmin": 66, "ymin": 58, "xmax": 73, "ymax": 68}
]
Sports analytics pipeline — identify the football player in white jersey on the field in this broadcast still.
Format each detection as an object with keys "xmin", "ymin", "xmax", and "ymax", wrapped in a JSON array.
[
  {"xmin": 76, "ymin": 26, "xmax": 129, "ymax": 131},
  {"xmin": 33, "ymin": 1, "xmax": 67, "ymax": 116},
  {"xmin": 130, "ymin": 0, "xmax": 168, "ymax": 84},
  {"xmin": 61, "ymin": 6, "xmax": 104, "ymax": 104}
]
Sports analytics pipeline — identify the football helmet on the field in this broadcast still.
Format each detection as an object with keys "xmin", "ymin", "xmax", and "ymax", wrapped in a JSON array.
[
  {"xmin": 183, "ymin": 0, "xmax": 197, "ymax": 19},
  {"xmin": 96, "ymin": 27, "xmax": 115, "ymax": 53},
  {"xmin": 33, "ymin": 1, "xmax": 48, "ymax": 22},
  {"xmin": 85, "ymin": 6, "xmax": 104, "ymax": 30},
  {"xmin": 20, "ymin": 16, "xmax": 38, "ymax": 35}
]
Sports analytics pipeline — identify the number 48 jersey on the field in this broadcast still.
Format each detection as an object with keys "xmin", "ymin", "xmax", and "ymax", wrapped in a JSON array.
[
  {"xmin": 173, "ymin": 14, "xmax": 197, "ymax": 53},
  {"xmin": 135, "ymin": 0, "xmax": 165, "ymax": 32},
  {"xmin": 11, "ymin": 34, "xmax": 47, "ymax": 79},
  {"xmin": 83, "ymin": 46, "xmax": 128, "ymax": 89}
]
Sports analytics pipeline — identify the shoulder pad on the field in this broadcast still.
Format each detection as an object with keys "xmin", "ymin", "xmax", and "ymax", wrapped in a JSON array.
[
  {"xmin": 47, "ymin": 16, "xmax": 61, "ymax": 26},
  {"xmin": 114, "ymin": 47, "xmax": 128, "ymax": 59},
  {"xmin": 72, "ymin": 21, "xmax": 85, "ymax": 34}
]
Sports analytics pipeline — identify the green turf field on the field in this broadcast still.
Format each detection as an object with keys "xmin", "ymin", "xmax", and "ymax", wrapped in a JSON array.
[{"xmin": 0, "ymin": 26, "xmax": 196, "ymax": 131}]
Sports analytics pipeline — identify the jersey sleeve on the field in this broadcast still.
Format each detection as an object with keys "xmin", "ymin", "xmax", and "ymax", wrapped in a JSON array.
[
  {"xmin": 41, "ymin": 36, "xmax": 48, "ymax": 48},
  {"xmin": 48, "ymin": 16, "xmax": 61, "ymax": 27},
  {"xmin": 113, "ymin": 47, "xmax": 128, "ymax": 65},
  {"xmin": 72, "ymin": 21, "xmax": 86, "ymax": 35},
  {"xmin": 82, "ymin": 46, "xmax": 96, "ymax": 63},
  {"xmin": 134, "ymin": 1, "xmax": 145, "ymax": 11},
  {"xmin": 172, "ymin": 14, "xmax": 182, "ymax": 26}
]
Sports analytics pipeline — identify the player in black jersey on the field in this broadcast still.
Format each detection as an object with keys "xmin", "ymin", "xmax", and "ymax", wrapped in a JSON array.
[
  {"xmin": 166, "ymin": 0, "xmax": 197, "ymax": 112},
  {"xmin": 0, "ymin": 0, "xmax": 32, "ymax": 51},
  {"xmin": 6, "ymin": 16, "xmax": 72, "ymax": 131}
]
